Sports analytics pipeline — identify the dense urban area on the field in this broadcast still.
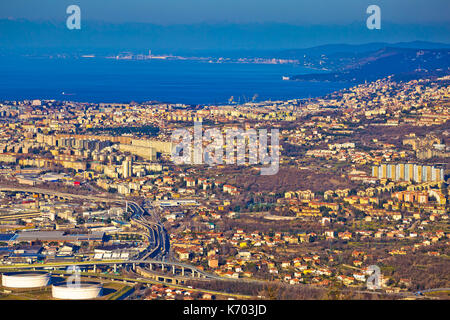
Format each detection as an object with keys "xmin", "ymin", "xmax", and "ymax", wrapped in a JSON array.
[{"xmin": 0, "ymin": 74, "xmax": 448, "ymax": 300}]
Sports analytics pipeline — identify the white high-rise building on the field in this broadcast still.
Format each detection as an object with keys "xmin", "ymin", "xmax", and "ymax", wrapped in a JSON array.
[{"xmin": 122, "ymin": 157, "xmax": 133, "ymax": 178}]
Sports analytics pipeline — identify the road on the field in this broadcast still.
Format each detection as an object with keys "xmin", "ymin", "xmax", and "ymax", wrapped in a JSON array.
[
  {"xmin": 0, "ymin": 258, "xmax": 226, "ymax": 280},
  {"xmin": 127, "ymin": 200, "xmax": 170, "ymax": 260},
  {"xmin": 0, "ymin": 185, "xmax": 122, "ymax": 203},
  {"xmin": 49, "ymin": 269, "xmax": 254, "ymax": 300},
  {"xmin": 0, "ymin": 185, "xmax": 171, "ymax": 260},
  {"xmin": 1, "ymin": 186, "xmax": 425, "ymax": 298}
]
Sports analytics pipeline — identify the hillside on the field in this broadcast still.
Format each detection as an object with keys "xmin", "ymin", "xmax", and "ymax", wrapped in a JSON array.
[{"xmin": 290, "ymin": 47, "xmax": 450, "ymax": 82}]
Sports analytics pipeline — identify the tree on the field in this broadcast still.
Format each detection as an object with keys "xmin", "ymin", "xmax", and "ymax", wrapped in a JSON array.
[
  {"xmin": 76, "ymin": 217, "xmax": 85, "ymax": 225},
  {"xmin": 320, "ymin": 206, "xmax": 332, "ymax": 216}
]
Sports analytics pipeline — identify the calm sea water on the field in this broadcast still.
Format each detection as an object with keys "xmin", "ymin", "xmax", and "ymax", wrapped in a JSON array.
[{"xmin": 0, "ymin": 57, "xmax": 348, "ymax": 104}]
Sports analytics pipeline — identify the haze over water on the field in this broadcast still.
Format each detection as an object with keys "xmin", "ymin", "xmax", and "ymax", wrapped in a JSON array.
[{"xmin": 0, "ymin": 57, "xmax": 349, "ymax": 105}]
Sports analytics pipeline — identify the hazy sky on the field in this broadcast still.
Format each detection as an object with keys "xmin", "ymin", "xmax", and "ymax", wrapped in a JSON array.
[{"xmin": 1, "ymin": 0, "xmax": 449, "ymax": 25}]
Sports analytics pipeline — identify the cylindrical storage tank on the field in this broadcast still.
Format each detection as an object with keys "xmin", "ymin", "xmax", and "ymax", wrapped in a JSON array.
[
  {"xmin": 1, "ymin": 272, "xmax": 50, "ymax": 288},
  {"xmin": 52, "ymin": 282, "xmax": 102, "ymax": 300}
]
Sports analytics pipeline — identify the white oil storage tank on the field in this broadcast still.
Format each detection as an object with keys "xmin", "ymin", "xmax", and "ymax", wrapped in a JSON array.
[
  {"xmin": 52, "ymin": 282, "xmax": 102, "ymax": 300},
  {"xmin": 1, "ymin": 272, "xmax": 50, "ymax": 288}
]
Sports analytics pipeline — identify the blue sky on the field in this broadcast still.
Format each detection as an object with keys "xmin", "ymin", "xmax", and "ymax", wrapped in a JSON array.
[{"xmin": 1, "ymin": 0, "xmax": 449, "ymax": 25}]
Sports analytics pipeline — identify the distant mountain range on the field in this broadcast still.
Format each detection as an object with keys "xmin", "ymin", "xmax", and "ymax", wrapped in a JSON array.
[
  {"xmin": 289, "ymin": 46, "xmax": 450, "ymax": 83},
  {"xmin": 277, "ymin": 41, "xmax": 450, "ymax": 57},
  {"xmin": 0, "ymin": 19, "xmax": 450, "ymax": 54},
  {"xmin": 1, "ymin": 19, "xmax": 449, "ymax": 84}
]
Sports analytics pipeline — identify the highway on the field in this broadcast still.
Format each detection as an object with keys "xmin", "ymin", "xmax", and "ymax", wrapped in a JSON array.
[
  {"xmin": 0, "ymin": 258, "xmax": 225, "ymax": 280},
  {"xmin": 0, "ymin": 186, "xmax": 177, "ymax": 274},
  {"xmin": 0, "ymin": 259, "xmax": 425, "ymax": 299},
  {"xmin": 4, "ymin": 186, "xmax": 414, "ymax": 296},
  {"xmin": 0, "ymin": 185, "xmax": 170, "ymax": 260},
  {"xmin": 0, "ymin": 186, "xmax": 168, "ymax": 260},
  {"xmin": 47, "ymin": 269, "xmax": 254, "ymax": 300},
  {"xmin": 126, "ymin": 200, "xmax": 170, "ymax": 260},
  {"xmin": 0, "ymin": 192, "xmax": 312, "ymax": 283}
]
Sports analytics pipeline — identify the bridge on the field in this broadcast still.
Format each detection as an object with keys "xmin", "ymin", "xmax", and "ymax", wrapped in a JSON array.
[
  {"xmin": 126, "ymin": 200, "xmax": 170, "ymax": 260},
  {"xmin": 43, "ymin": 268, "xmax": 254, "ymax": 299},
  {"xmin": 0, "ymin": 258, "xmax": 219, "ymax": 284},
  {"xmin": 0, "ymin": 186, "xmax": 227, "ymax": 283}
]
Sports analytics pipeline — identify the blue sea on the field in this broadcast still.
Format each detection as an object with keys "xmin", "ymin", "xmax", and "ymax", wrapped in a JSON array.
[{"xmin": 0, "ymin": 57, "xmax": 349, "ymax": 104}]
